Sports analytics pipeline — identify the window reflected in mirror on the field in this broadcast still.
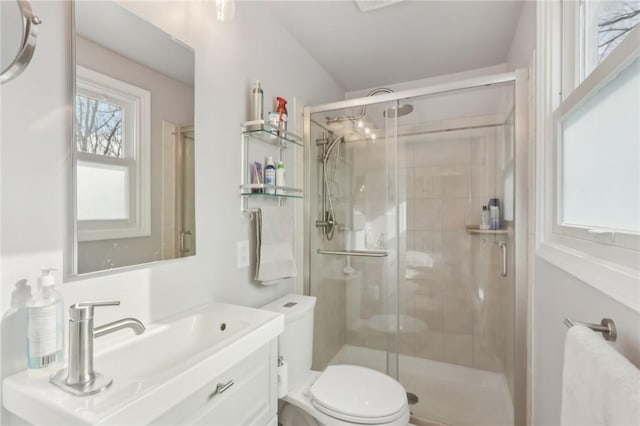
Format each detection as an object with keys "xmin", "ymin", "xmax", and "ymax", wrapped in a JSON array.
[{"xmin": 71, "ymin": 1, "xmax": 195, "ymax": 275}]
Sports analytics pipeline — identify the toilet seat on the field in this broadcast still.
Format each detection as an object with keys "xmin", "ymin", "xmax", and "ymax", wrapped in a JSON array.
[{"xmin": 309, "ymin": 365, "xmax": 408, "ymax": 424}]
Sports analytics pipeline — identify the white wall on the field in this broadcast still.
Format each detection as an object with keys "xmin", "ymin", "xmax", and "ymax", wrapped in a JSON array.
[
  {"xmin": 506, "ymin": 1, "xmax": 536, "ymax": 71},
  {"xmin": 0, "ymin": 0, "xmax": 342, "ymax": 416},
  {"xmin": 532, "ymin": 257, "xmax": 640, "ymax": 425}
]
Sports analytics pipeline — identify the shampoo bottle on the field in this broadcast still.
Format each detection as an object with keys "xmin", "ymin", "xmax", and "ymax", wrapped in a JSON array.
[
  {"xmin": 480, "ymin": 205, "xmax": 490, "ymax": 230},
  {"xmin": 275, "ymin": 161, "xmax": 285, "ymax": 194},
  {"xmin": 26, "ymin": 269, "xmax": 63, "ymax": 371},
  {"xmin": 488, "ymin": 198, "xmax": 501, "ymax": 230},
  {"xmin": 264, "ymin": 156, "xmax": 276, "ymax": 194}
]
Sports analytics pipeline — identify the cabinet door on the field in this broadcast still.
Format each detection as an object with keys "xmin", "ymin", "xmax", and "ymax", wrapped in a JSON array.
[{"xmin": 152, "ymin": 342, "xmax": 276, "ymax": 426}]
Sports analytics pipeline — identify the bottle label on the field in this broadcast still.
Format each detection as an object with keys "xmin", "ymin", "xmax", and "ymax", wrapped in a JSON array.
[{"xmin": 28, "ymin": 305, "xmax": 57, "ymax": 365}]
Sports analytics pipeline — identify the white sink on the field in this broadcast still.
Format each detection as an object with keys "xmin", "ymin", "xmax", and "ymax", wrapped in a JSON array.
[{"xmin": 3, "ymin": 302, "xmax": 284, "ymax": 425}]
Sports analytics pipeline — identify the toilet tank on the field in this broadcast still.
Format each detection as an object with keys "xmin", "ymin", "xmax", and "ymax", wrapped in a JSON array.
[{"xmin": 261, "ymin": 294, "xmax": 316, "ymax": 389}]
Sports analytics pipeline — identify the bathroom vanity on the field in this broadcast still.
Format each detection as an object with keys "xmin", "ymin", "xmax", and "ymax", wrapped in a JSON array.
[{"xmin": 2, "ymin": 302, "xmax": 284, "ymax": 425}]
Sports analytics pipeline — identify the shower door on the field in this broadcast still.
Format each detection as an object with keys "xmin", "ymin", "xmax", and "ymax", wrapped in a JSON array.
[{"xmin": 306, "ymin": 99, "xmax": 401, "ymax": 378}]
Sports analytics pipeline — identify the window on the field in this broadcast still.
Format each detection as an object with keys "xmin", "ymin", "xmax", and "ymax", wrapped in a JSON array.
[
  {"xmin": 75, "ymin": 66, "xmax": 150, "ymax": 241},
  {"xmin": 537, "ymin": 2, "xmax": 640, "ymax": 311}
]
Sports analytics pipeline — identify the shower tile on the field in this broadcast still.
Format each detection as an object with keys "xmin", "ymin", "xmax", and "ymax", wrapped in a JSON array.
[
  {"xmin": 443, "ymin": 296, "xmax": 474, "ymax": 334},
  {"xmin": 365, "ymin": 171, "xmax": 387, "ymax": 199},
  {"xmin": 413, "ymin": 199, "xmax": 442, "ymax": 230},
  {"xmin": 441, "ymin": 230, "xmax": 471, "ymax": 264},
  {"xmin": 413, "ymin": 166, "xmax": 442, "ymax": 199},
  {"xmin": 472, "ymin": 238, "xmax": 501, "ymax": 267},
  {"xmin": 443, "ymin": 277, "xmax": 474, "ymax": 299},
  {"xmin": 398, "ymin": 167, "xmax": 414, "ymax": 200},
  {"xmin": 414, "ymin": 285, "xmax": 443, "ymax": 332},
  {"xmin": 441, "ymin": 165, "xmax": 470, "ymax": 198},
  {"xmin": 442, "ymin": 332, "xmax": 473, "ymax": 367},
  {"xmin": 471, "ymin": 163, "xmax": 497, "ymax": 199},
  {"xmin": 471, "ymin": 134, "xmax": 497, "ymax": 165},
  {"xmin": 414, "ymin": 137, "xmax": 442, "ymax": 167},
  {"xmin": 441, "ymin": 198, "xmax": 469, "ymax": 230},
  {"xmin": 398, "ymin": 139, "xmax": 414, "ymax": 169},
  {"xmin": 406, "ymin": 199, "xmax": 415, "ymax": 231},
  {"xmin": 442, "ymin": 117, "xmax": 472, "ymax": 131},
  {"xmin": 416, "ymin": 330, "xmax": 444, "ymax": 362},
  {"xmin": 412, "ymin": 231, "xmax": 443, "ymax": 264},
  {"xmin": 442, "ymin": 136, "xmax": 471, "ymax": 165}
]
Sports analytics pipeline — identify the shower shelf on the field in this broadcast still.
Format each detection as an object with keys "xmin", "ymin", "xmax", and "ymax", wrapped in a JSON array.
[
  {"xmin": 241, "ymin": 120, "xmax": 303, "ymax": 147},
  {"xmin": 465, "ymin": 226, "xmax": 509, "ymax": 235},
  {"xmin": 240, "ymin": 121, "xmax": 305, "ymax": 213},
  {"xmin": 240, "ymin": 184, "xmax": 303, "ymax": 199}
]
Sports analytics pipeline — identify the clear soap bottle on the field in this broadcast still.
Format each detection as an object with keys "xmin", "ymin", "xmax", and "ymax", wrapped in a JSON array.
[{"xmin": 26, "ymin": 269, "xmax": 64, "ymax": 372}]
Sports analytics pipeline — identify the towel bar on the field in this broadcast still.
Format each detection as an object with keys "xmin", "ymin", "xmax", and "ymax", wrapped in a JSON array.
[
  {"xmin": 564, "ymin": 318, "xmax": 617, "ymax": 342},
  {"xmin": 317, "ymin": 249, "xmax": 388, "ymax": 258}
]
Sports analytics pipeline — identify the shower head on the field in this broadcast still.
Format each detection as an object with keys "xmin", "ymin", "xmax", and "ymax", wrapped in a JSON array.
[{"xmin": 384, "ymin": 103, "xmax": 413, "ymax": 118}]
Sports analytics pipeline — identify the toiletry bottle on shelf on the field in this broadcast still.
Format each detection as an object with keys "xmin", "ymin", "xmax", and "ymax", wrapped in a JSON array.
[
  {"xmin": 252, "ymin": 161, "xmax": 263, "ymax": 193},
  {"xmin": 250, "ymin": 80, "xmax": 263, "ymax": 129},
  {"xmin": 276, "ymin": 97, "xmax": 288, "ymax": 135},
  {"xmin": 480, "ymin": 205, "xmax": 490, "ymax": 230},
  {"xmin": 26, "ymin": 269, "xmax": 63, "ymax": 372},
  {"xmin": 276, "ymin": 161, "xmax": 285, "ymax": 194},
  {"xmin": 488, "ymin": 198, "xmax": 501, "ymax": 230},
  {"xmin": 264, "ymin": 156, "xmax": 276, "ymax": 194}
]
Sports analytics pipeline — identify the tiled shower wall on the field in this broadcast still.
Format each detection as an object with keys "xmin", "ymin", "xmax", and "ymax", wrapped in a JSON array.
[{"xmin": 344, "ymin": 114, "xmax": 515, "ymax": 377}]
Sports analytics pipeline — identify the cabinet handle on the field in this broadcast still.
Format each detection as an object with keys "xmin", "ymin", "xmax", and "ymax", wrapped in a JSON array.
[{"xmin": 208, "ymin": 379, "xmax": 234, "ymax": 400}]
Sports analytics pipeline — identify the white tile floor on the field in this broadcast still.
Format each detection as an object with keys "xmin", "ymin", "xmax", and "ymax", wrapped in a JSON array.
[{"xmin": 329, "ymin": 345, "xmax": 513, "ymax": 426}]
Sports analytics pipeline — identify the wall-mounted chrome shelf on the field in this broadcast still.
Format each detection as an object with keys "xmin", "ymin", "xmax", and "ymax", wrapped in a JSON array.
[
  {"xmin": 240, "ymin": 121, "xmax": 304, "ymax": 213},
  {"xmin": 240, "ymin": 184, "xmax": 303, "ymax": 199},
  {"xmin": 241, "ymin": 120, "xmax": 303, "ymax": 147},
  {"xmin": 465, "ymin": 226, "xmax": 510, "ymax": 235}
]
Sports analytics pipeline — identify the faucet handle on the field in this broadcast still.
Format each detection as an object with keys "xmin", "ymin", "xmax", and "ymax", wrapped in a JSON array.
[{"xmin": 69, "ymin": 301, "xmax": 120, "ymax": 321}]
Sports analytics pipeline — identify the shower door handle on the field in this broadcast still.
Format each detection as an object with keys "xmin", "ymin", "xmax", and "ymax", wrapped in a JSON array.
[
  {"xmin": 317, "ymin": 249, "xmax": 388, "ymax": 258},
  {"xmin": 497, "ymin": 241, "xmax": 507, "ymax": 277}
]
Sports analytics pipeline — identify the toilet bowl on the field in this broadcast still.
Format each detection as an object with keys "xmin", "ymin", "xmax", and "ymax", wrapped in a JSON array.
[{"xmin": 261, "ymin": 294, "xmax": 410, "ymax": 426}]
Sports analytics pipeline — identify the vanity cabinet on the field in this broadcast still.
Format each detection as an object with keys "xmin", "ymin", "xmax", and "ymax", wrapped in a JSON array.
[{"xmin": 151, "ymin": 341, "xmax": 278, "ymax": 426}]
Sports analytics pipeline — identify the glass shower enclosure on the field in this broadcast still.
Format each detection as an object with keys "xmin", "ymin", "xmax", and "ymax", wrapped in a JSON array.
[{"xmin": 304, "ymin": 73, "xmax": 527, "ymax": 426}]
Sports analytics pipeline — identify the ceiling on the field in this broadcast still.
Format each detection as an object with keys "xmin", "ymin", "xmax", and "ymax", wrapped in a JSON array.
[{"xmin": 268, "ymin": 1, "xmax": 524, "ymax": 91}]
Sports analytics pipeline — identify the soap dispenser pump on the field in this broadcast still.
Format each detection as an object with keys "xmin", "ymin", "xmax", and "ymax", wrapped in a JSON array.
[{"xmin": 26, "ymin": 269, "xmax": 64, "ymax": 371}]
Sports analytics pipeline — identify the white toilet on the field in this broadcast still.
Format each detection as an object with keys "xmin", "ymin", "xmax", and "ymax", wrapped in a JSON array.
[{"xmin": 262, "ymin": 294, "xmax": 410, "ymax": 426}]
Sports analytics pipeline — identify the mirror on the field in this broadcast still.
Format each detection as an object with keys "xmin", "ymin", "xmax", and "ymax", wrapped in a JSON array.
[
  {"xmin": 71, "ymin": 1, "xmax": 196, "ymax": 275},
  {"xmin": 1, "ymin": 0, "xmax": 41, "ymax": 84}
]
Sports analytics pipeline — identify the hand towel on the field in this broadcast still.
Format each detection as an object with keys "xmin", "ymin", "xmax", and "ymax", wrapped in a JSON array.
[
  {"xmin": 561, "ymin": 324, "xmax": 640, "ymax": 426},
  {"xmin": 255, "ymin": 207, "xmax": 297, "ymax": 284}
]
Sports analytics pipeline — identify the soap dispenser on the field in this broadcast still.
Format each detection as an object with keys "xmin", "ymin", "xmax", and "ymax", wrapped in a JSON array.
[{"xmin": 26, "ymin": 269, "xmax": 64, "ymax": 371}]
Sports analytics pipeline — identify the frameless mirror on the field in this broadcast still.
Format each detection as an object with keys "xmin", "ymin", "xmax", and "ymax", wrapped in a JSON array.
[{"xmin": 71, "ymin": 1, "xmax": 196, "ymax": 275}]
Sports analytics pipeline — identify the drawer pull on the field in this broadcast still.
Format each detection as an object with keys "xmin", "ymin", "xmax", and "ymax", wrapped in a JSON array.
[{"xmin": 208, "ymin": 379, "xmax": 234, "ymax": 400}]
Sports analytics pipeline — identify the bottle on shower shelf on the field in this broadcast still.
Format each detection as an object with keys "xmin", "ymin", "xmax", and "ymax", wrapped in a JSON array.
[
  {"xmin": 480, "ymin": 205, "xmax": 490, "ymax": 230},
  {"xmin": 488, "ymin": 198, "xmax": 501, "ymax": 230},
  {"xmin": 264, "ymin": 156, "xmax": 276, "ymax": 194}
]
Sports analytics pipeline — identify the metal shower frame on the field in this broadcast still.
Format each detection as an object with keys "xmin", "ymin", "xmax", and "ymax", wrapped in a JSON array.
[{"xmin": 302, "ymin": 70, "xmax": 529, "ymax": 426}]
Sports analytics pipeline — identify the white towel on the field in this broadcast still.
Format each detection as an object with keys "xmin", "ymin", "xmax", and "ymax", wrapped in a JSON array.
[
  {"xmin": 561, "ymin": 325, "xmax": 640, "ymax": 426},
  {"xmin": 254, "ymin": 207, "xmax": 297, "ymax": 284}
]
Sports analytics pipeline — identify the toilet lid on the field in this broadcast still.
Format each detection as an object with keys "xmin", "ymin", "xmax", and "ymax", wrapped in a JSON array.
[{"xmin": 309, "ymin": 365, "xmax": 407, "ymax": 424}]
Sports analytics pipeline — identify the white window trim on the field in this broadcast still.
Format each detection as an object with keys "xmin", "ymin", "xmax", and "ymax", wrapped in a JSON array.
[
  {"xmin": 536, "ymin": 2, "xmax": 640, "ymax": 312},
  {"xmin": 75, "ymin": 65, "xmax": 151, "ymax": 242}
]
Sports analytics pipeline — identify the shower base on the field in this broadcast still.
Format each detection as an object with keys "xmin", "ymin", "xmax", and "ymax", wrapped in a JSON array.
[{"xmin": 329, "ymin": 345, "xmax": 513, "ymax": 426}]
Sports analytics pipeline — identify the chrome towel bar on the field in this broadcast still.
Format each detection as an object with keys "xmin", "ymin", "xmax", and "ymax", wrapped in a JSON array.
[
  {"xmin": 317, "ymin": 249, "xmax": 388, "ymax": 258},
  {"xmin": 564, "ymin": 317, "xmax": 617, "ymax": 341}
]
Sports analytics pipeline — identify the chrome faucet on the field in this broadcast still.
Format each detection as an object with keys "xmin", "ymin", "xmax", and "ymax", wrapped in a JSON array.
[{"xmin": 50, "ymin": 301, "xmax": 145, "ymax": 396}]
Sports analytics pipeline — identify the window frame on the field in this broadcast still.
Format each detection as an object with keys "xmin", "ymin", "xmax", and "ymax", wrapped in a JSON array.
[
  {"xmin": 537, "ymin": 1, "xmax": 640, "ymax": 312},
  {"xmin": 75, "ymin": 66, "xmax": 151, "ymax": 242}
]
